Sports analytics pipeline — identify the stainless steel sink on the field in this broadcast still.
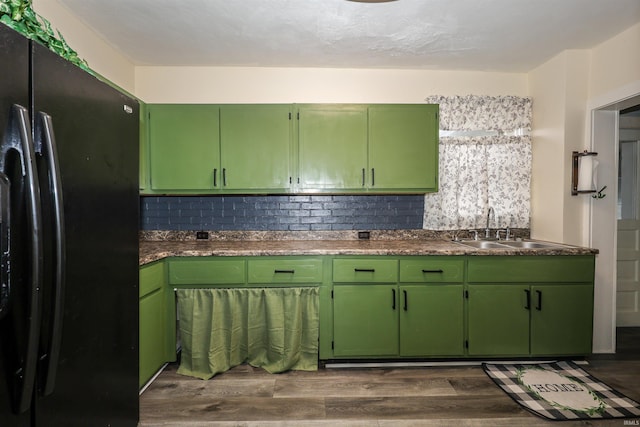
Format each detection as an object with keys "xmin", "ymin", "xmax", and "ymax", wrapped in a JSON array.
[
  {"xmin": 454, "ymin": 240, "xmax": 509, "ymax": 249},
  {"xmin": 499, "ymin": 241, "xmax": 564, "ymax": 249},
  {"xmin": 454, "ymin": 239, "xmax": 567, "ymax": 250}
]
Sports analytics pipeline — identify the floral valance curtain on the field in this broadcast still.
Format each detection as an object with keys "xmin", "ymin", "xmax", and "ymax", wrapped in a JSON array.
[{"xmin": 424, "ymin": 95, "xmax": 532, "ymax": 230}]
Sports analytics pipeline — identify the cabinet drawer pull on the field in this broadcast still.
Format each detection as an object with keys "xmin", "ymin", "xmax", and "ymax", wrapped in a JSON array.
[
  {"xmin": 536, "ymin": 290, "xmax": 542, "ymax": 311},
  {"xmin": 422, "ymin": 269, "xmax": 444, "ymax": 273},
  {"xmin": 354, "ymin": 268, "xmax": 375, "ymax": 272},
  {"xmin": 222, "ymin": 168, "xmax": 227, "ymax": 186},
  {"xmin": 524, "ymin": 289, "xmax": 531, "ymax": 310},
  {"xmin": 403, "ymin": 289, "xmax": 408, "ymax": 311},
  {"xmin": 371, "ymin": 168, "xmax": 375, "ymax": 186},
  {"xmin": 392, "ymin": 289, "xmax": 396, "ymax": 310},
  {"xmin": 274, "ymin": 269, "xmax": 295, "ymax": 274},
  {"xmin": 213, "ymin": 168, "xmax": 217, "ymax": 187},
  {"xmin": 362, "ymin": 168, "xmax": 365, "ymax": 187}
]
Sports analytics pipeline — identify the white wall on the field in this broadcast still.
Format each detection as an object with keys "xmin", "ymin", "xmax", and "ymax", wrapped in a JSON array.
[
  {"xmin": 528, "ymin": 50, "xmax": 591, "ymax": 246},
  {"xmin": 32, "ymin": 0, "xmax": 136, "ymax": 94},
  {"xmin": 135, "ymin": 66, "xmax": 528, "ymax": 103},
  {"xmin": 587, "ymin": 22, "xmax": 640, "ymax": 353},
  {"xmin": 589, "ymin": 23, "xmax": 640, "ymax": 102},
  {"xmin": 528, "ymin": 21, "xmax": 640, "ymax": 353}
]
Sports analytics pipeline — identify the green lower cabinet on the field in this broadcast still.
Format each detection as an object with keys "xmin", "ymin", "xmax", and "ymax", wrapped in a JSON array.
[
  {"xmin": 467, "ymin": 283, "xmax": 594, "ymax": 357},
  {"xmin": 399, "ymin": 285, "xmax": 464, "ymax": 356},
  {"xmin": 139, "ymin": 289, "xmax": 165, "ymax": 387},
  {"xmin": 530, "ymin": 284, "xmax": 594, "ymax": 356},
  {"xmin": 139, "ymin": 261, "xmax": 168, "ymax": 388},
  {"xmin": 333, "ymin": 284, "xmax": 399, "ymax": 357},
  {"xmin": 332, "ymin": 283, "xmax": 465, "ymax": 358},
  {"xmin": 467, "ymin": 284, "xmax": 530, "ymax": 356}
]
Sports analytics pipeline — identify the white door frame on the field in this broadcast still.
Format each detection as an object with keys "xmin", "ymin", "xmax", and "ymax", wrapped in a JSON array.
[{"xmin": 588, "ymin": 80, "xmax": 640, "ymax": 353}]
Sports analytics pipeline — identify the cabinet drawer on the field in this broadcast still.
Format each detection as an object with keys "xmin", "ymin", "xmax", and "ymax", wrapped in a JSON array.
[
  {"xmin": 467, "ymin": 256, "xmax": 595, "ymax": 283},
  {"xmin": 248, "ymin": 258, "xmax": 323, "ymax": 283},
  {"xmin": 399, "ymin": 258, "xmax": 465, "ymax": 283},
  {"xmin": 168, "ymin": 258, "xmax": 246, "ymax": 285},
  {"xmin": 333, "ymin": 258, "xmax": 398, "ymax": 283},
  {"xmin": 140, "ymin": 261, "xmax": 165, "ymax": 298}
]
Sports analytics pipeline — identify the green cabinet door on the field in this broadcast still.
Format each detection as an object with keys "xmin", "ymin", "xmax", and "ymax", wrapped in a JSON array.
[
  {"xmin": 148, "ymin": 104, "xmax": 220, "ymax": 191},
  {"xmin": 297, "ymin": 105, "xmax": 368, "ymax": 191},
  {"xmin": 139, "ymin": 261, "xmax": 167, "ymax": 388},
  {"xmin": 530, "ymin": 284, "xmax": 594, "ymax": 356},
  {"xmin": 139, "ymin": 102, "xmax": 149, "ymax": 191},
  {"xmin": 220, "ymin": 105, "xmax": 292, "ymax": 192},
  {"xmin": 333, "ymin": 284, "xmax": 399, "ymax": 357},
  {"xmin": 467, "ymin": 284, "xmax": 530, "ymax": 356},
  {"xmin": 399, "ymin": 284, "xmax": 464, "ymax": 356},
  {"xmin": 368, "ymin": 105, "xmax": 439, "ymax": 192},
  {"xmin": 139, "ymin": 288, "xmax": 165, "ymax": 387}
]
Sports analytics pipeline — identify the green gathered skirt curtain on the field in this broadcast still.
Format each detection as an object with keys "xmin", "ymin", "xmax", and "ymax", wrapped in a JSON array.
[{"xmin": 176, "ymin": 287, "xmax": 319, "ymax": 379}]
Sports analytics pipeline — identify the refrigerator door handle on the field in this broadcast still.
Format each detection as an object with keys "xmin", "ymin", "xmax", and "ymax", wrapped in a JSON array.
[
  {"xmin": 36, "ymin": 112, "xmax": 65, "ymax": 396},
  {"xmin": 0, "ymin": 172, "xmax": 10, "ymax": 320},
  {"xmin": 13, "ymin": 104, "xmax": 43, "ymax": 414}
]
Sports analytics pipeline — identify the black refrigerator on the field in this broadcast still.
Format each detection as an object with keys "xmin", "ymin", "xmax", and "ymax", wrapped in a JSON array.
[{"xmin": 0, "ymin": 22, "xmax": 139, "ymax": 426}]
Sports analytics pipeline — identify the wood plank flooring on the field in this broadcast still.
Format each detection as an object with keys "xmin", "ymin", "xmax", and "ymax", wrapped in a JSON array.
[{"xmin": 139, "ymin": 328, "xmax": 640, "ymax": 426}]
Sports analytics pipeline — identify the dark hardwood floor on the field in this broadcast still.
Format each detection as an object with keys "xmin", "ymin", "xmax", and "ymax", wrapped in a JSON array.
[{"xmin": 139, "ymin": 328, "xmax": 640, "ymax": 426}]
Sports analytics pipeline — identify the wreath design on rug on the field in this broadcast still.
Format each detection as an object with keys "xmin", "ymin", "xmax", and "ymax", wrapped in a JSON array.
[{"xmin": 516, "ymin": 366, "xmax": 608, "ymax": 415}]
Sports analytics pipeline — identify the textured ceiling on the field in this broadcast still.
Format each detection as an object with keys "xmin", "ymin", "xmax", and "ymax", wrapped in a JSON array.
[{"xmin": 57, "ymin": 0, "xmax": 640, "ymax": 72}]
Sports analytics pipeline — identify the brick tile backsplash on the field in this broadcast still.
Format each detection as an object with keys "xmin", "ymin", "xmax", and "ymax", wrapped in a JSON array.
[{"xmin": 141, "ymin": 195, "xmax": 424, "ymax": 231}]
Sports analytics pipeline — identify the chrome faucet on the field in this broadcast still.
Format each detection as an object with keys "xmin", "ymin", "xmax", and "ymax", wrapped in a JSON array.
[
  {"xmin": 485, "ymin": 207, "xmax": 494, "ymax": 239},
  {"xmin": 496, "ymin": 227, "xmax": 511, "ymax": 240}
]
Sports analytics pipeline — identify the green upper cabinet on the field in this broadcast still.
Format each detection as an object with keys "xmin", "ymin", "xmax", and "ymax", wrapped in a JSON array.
[
  {"xmin": 139, "ymin": 102, "xmax": 149, "ymax": 191},
  {"xmin": 368, "ymin": 105, "xmax": 438, "ymax": 192},
  {"xmin": 148, "ymin": 104, "xmax": 220, "ymax": 191},
  {"xmin": 297, "ymin": 104, "xmax": 368, "ymax": 191},
  {"xmin": 219, "ymin": 105, "xmax": 293, "ymax": 192},
  {"xmin": 143, "ymin": 103, "xmax": 440, "ymax": 194}
]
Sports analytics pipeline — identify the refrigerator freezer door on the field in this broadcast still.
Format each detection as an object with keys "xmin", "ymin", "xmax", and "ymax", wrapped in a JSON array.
[{"xmin": 0, "ymin": 22, "xmax": 35, "ymax": 427}]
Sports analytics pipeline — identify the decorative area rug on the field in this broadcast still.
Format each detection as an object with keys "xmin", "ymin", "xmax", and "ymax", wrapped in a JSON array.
[{"xmin": 483, "ymin": 361, "xmax": 640, "ymax": 421}]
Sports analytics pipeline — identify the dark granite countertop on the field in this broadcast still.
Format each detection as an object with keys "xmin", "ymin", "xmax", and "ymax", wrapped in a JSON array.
[{"xmin": 139, "ymin": 231, "xmax": 598, "ymax": 265}]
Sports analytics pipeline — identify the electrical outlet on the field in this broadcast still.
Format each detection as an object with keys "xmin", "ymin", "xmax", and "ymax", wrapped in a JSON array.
[
  {"xmin": 358, "ymin": 231, "xmax": 370, "ymax": 240},
  {"xmin": 196, "ymin": 231, "xmax": 209, "ymax": 240}
]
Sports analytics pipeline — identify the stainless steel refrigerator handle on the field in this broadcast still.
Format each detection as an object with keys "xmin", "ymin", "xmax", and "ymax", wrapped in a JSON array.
[
  {"xmin": 0, "ymin": 172, "xmax": 10, "ymax": 320},
  {"xmin": 14, "ymin": 104, "xmax": 43, "ymax": 414},
  {"xmin": 38, "ymin": 112, "xmax": 65, "ymax": 396}
]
